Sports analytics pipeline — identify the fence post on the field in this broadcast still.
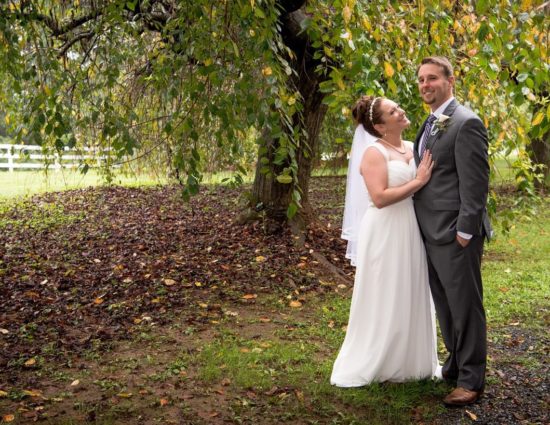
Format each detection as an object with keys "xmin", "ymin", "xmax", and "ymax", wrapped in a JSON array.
[{"xmin": 7, "ymin": 146, "xmax": 14, "ymax": 172}]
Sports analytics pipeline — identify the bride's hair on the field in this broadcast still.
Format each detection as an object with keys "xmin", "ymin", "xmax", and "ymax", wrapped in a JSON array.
[{"xmin": 352, "ymin": 95, "xmax": 384, "ymax": 138}]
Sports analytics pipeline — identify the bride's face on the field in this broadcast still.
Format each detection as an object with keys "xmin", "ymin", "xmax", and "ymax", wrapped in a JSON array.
[{"xmin": 376, "ymin": 99, "xmax": 410, "ymax": 135}]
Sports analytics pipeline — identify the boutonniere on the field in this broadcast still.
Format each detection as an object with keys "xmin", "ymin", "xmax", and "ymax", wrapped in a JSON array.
[{"xmin": 430, "ymin": 114, "xmax": 451, "ymax": 136}]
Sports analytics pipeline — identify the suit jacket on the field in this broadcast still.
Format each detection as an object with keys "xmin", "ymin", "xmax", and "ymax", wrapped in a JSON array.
[{"xmin": 413, "ymin": 99, "xmax": 492, "ymax": 245}]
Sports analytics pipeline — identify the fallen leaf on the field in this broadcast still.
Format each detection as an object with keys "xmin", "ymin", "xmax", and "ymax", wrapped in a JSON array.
[
  {"xmin": 255, "ymin": 256, "xmax": 266, "ymax": 262},
  {"xmin": 70, "ymin": 379, "xmax": 80, "ymax": 387},
  {"xmin": 23, "ymin": 389, "xmax": 42, "ymax": 397},
  {"xmin": 2, "ymin": 414, "xmax": 15, "ymax": 423},
  {"xmin": 465, "ymin": 410, "xmax": 478, "ymax": 421},
  {"xmin": 242, "ymin": 294, "xmax": 257, "ymax": 300},
  {"xmin": 0, "ymin": 328, "xmax": 8, "ymax": 334},
  {"xmin": 259, "ymin": 317, "xmax": 271, "ymax": 323},
  {"xmin": 24, "ymin": 358, "xmax": 36, "ymax": 367},
  {"xmin": 116, "ymin": 392, "xmax": 133, "ymax": 398},
  {"xmin": 289, "ymin": 300, "xmax": 302, "ymax": 308},
  {"xmin": 240, "ymin": 348, "xmax": 250, "ymax": 353},
  {"xmin": 221, "ymin": 378, "xmax": 231, "ymax": 386},
  {"xmin": 94, "ymin": 297, "xmax": 104, "ymax": 305},
  {"xmin": 0, "ymin": 390, "xmax": 8, "ymax": 397},
  {"xmin": 163, "ymin": 278, "xmax": 177, "ymax": 286},
  {"xmin": 159, "ymin": 398, "xmax": 169, "ymax": 406}
]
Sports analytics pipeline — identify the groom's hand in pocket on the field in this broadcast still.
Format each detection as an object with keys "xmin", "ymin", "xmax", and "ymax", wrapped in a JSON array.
[{"xmin": 456, "ymin": 234, "xmax": 471, "ymax": 248}]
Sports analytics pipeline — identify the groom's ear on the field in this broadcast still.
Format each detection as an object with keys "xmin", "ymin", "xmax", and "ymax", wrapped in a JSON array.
[{"xmin": 448, "ymin": 74, "xmax": 456, "ymax": 87}]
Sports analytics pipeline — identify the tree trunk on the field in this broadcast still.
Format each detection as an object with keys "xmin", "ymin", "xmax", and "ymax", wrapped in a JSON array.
[
  {"xmin": 528, "ymin": 133, "xmax": 550, "ymax": 189},
  {"xmin": 528, "ymin": 93, "xmax": 550, "ymax": 189},
  {"xmin": 250, "ymin": 5, "xmax": 328, "ymax": 225}
]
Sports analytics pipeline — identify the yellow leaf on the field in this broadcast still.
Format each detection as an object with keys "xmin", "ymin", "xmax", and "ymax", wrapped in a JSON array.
[
  {"xmin": 242, "ymin": 294, "xmax": 257, "ymax": 299},
  {"xmin": 465, "ymin": 410, "xmax": 478, "ymax": 421},
  {"xmin": 2, "ymin": 415, "xmax": 15, "ymax": 423},
  {"xmin": 532, "ymin": 111, "xmax": 544, "ymax": 126},
  {"xmin": 4, "ymin": 115, "xmax": 9, "ymax": 125},
  {"xmin": 521, "ymin": 0, "xmax": 532, "ymax": 9},
  {"xmin": 23, "ymin": 389, "xmax": 42, "ymax": 397},
  {"xmin": 255, "ymin": 255, "xmax": 266, "ymax": 262},
  {"xmin": 116, "ymin": 392, "xmax": 133, "ymax": 398},
  {"xmin": 163, "ymin": 278, "xmax": 177, "ymax": 286},
  {"xmin": 342, "ymin": 6, "xmax": 352, "ymax": 23},
  {"xmin": 24, "ymin": 358, "xmax": 36, "ymax": 367},
  {"xmin": 362, "ymin": 17, "xmax": 371, "ymax": 31},
  {"xmin": 194, "ymin": 281, "xmax": 202, "ymax": 287},
  {"xmin": 262, "ymin": 67, "xmax": 272, "ymax": 76},
  {"xmin": 289, "ymin": 300, "xmax": 302, "ymax": 308},
  {"xmin": 94, "ymin": 297, "xmax": 104, "ymax": 305},
  {"xmin": 0, "ymin": 390, "xmax": 8, "ymax": 397},
  {"xmin": 384, "ymin": 61, "xmax": 394, "ymax": 78}
]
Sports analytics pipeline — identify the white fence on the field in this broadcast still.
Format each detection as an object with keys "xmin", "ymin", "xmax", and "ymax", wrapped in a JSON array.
[{"xmin": 0, "ymin": 144, "xmax": 109, "ymax": 172}]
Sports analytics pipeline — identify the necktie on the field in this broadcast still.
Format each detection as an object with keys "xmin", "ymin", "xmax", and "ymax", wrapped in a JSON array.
[{"xmin": 419, "ymin": 114, "xmax": 436, "ymax": 157}]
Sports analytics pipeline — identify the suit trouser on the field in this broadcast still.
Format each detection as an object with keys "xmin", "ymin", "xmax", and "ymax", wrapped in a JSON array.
[{"xmin": 425, "ymin": 235, "xmax": 486, "ymax": 391}]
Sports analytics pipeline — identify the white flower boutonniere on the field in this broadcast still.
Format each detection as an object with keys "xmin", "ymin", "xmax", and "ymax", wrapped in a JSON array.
[{"xmin": 430, "ymin": 114, "xmax": 451, "ymax": 136}]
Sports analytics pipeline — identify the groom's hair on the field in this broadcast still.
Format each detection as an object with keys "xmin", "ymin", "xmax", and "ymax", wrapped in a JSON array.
[{"xmin": 419, "ymin": 56, "xmax": 453, "ymax": 78}]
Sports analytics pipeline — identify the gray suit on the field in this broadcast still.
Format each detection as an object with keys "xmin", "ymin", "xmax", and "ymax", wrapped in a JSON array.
[{"xmin": 413, "ymin": 99, "xmax": 491, "ymax": 391}]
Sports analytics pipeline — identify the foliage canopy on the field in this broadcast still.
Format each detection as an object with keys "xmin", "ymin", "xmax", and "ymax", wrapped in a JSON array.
[{"xmin": 0, "ymin": 1, "xmax": 548, "ymax": 225}]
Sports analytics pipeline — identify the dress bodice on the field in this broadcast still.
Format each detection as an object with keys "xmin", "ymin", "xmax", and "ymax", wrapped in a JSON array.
[
  {"xmin": 365, "ymin": 142, "xmax": 417, "ymax": 208},
  {"xmin": 387, "ymin": 159, "xmax": 416, "ymax": 188}
]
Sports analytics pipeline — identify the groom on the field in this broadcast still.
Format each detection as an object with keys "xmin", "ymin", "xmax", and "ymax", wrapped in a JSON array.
[{"xmin": 413, "ymin": 56, "xmax": 491, "ymax": 406}]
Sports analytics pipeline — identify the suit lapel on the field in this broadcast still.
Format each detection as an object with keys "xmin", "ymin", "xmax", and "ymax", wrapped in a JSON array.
[{"xmin": 424, "ymin": 99, "xmax": 459, "ymax": 152}]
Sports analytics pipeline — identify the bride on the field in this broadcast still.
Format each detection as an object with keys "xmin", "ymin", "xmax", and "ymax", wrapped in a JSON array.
[{"xmin": 331, "ymin": 95, "xmax": 439, "ymax": 386}]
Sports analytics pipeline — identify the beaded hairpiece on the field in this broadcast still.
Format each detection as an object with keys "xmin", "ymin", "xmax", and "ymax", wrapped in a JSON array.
[{"xmin": 368, "ymin": 97, "xmax": 379, "ymax": 124}]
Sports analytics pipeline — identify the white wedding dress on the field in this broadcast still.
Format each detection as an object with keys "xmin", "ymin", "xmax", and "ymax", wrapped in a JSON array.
[{"xmin": 331, "ymin": 143, "xmax": 439, "ymax": 387}]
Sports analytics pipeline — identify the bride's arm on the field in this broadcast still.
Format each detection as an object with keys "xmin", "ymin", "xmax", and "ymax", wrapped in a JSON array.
[{"xmin": 361, "ymin": 149, "xmax": 433, "ymax": 209}]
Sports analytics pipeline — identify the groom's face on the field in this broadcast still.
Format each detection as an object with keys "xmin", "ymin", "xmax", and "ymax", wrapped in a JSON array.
[{"xmin": 417, "ymin": 64, "xmax": 454, "ymax": 111}]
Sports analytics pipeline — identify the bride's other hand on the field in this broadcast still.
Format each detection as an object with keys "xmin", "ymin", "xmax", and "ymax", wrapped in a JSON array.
[{"xmin": 416, "ymin": 150, "xmax": 434, "ymax": 185}]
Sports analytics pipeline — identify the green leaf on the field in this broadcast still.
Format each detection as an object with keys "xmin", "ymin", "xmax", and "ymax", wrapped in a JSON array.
[{"xmin": 276, "ymin": 174, "xmax": 293, "ymax": 184}]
